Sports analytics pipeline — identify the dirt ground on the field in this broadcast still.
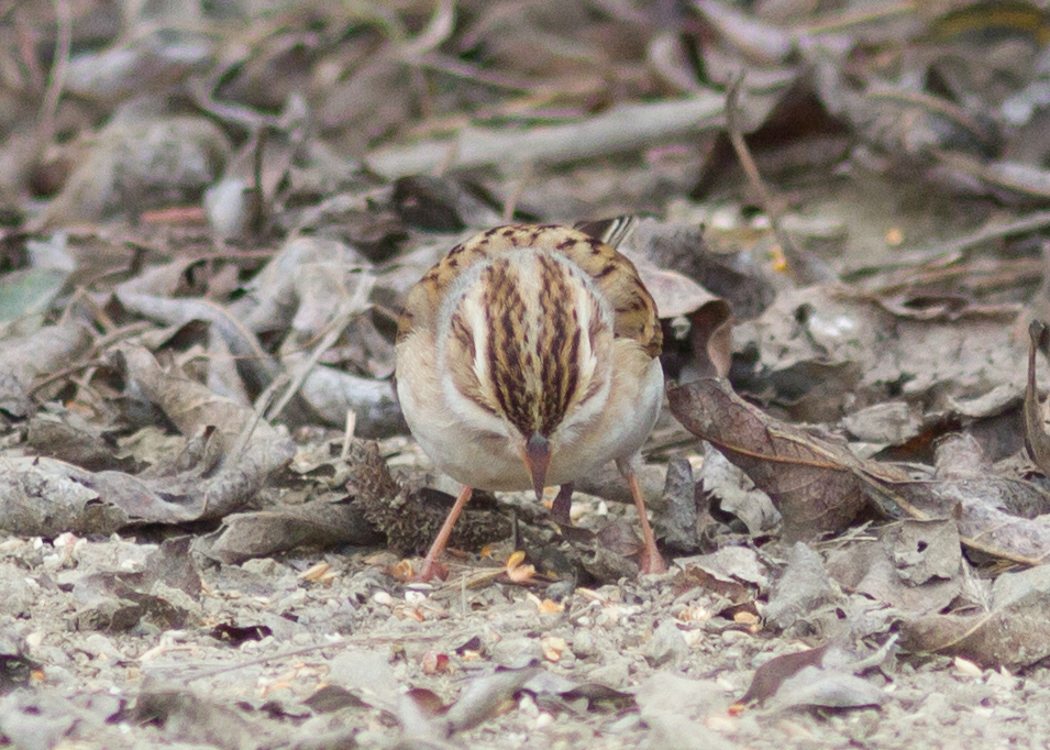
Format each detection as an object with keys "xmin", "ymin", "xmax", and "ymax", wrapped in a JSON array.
[{"xmin": 4, "ymin": 520, "xmax": 1050, "ymax": 750}]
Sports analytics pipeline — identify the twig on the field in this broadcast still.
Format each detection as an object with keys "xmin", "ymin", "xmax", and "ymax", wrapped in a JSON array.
[
  {"xmin": 844, "ymin": 211, "xmax": 1050, "ymax": 279},
  {"xmin": 226, "ymin": 374, "xmax": 286, "ymax": 465},
  {"xmin": 502, "ymin": 162, "xmax": 532, "ymax": 221},
  {"xmin": 936, "ymin": 150, "xmax": 1050, "ymax": 201},
  {"xmin": 724, "ymin": 76, "xmax": 835, "ymax": 285},
  {"xmin": 176, "ymin": 630, "xmax": 457, "ymax": 685},
  {"xmin": 415, "ymin": 51, "xmax": 533, "ymax": 92},
  {"xmin": 37, "ymin": 0, "xmax": 72, "ymax": 148},
  {"xmin": 266, "ymin": 271, "xmax": 376, "ymax": 421},
  {"xmin": 397, "ymin": 0, "xmax": 455, "ymax": 59},
  {"xmin": 798, "ymin": 0, "xmax": 919, "ymax": 35},
  {"xmin": 368, "ymin": 93, "xmax": 731, "ymax": 177},
  {"xmin": 927, "ymin": 210, "xmax": 1050, "ymax": 257},
  {"xmin": 339, "ymin": 408, "xmax": 357, "ymax": 460},
  {"xmin": 249, "ymin": 126, "xmax": 268, "ymax": 235},
  {"xmin": 29, "ymin": 359, "xmax": 104, "ymax": 396}
]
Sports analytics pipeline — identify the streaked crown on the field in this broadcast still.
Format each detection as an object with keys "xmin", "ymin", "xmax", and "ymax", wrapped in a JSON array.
[{"xmin": 397, "ymin": 224, "xmax": 662, "ymax": 441}]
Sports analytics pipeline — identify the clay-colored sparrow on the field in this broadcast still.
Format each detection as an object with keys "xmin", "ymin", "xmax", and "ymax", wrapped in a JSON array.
[{"xmin": 395, "ymin": 223, "xmax": 666, "ymax": 579}]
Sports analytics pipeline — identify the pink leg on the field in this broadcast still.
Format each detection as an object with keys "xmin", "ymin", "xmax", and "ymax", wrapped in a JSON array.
[
  {"xmin": 623, "ymin": 470, "xmax": 667, "ymax": 575},
  {"xmin": 417, "ymin": 486, "xmax": 473, "ymax": 582}
]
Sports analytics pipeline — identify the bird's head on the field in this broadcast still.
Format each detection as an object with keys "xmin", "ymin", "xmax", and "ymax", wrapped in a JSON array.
[{"xmin": 437, "ymin": 246, "xmax": 615, "ymax": 499}]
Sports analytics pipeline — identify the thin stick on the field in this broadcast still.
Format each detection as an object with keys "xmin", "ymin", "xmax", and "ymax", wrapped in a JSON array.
[
  {"xmin": 502, "ymin": 162, "xmax": 532, "ymax": 221},
  {"xmin": 37, "ymin": 0, "xmax": 72, "ymax": 146},
  {"xmin": 266, "ymin": 271, "xmax": 375, "ymax": 421},
  {"xmin": 339, "ymin": 408, "xmax": 357, "ymax": 460},
  {"xmin": 724, "ymin": 76, "xmax": 834, "ymax": 285},
  {"xmin": 919, "ymin": 211, "xmax": 1050, "ymax": 258},
  {"xmin": 369, "ymin": 93, "xmax": 729, "ymax": 177}
]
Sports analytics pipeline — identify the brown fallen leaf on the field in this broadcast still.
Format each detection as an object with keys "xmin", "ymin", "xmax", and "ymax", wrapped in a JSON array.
[
  {"xmin": 671, "ymin": 564, "xmax": 753, "ymax": 607},
  {"xmin": 763, "ymin": 542, "xmax": 844, "ymax": 633},
  {"xmin": 667, "ymin": 377, "xmax": 879, "ymax": 540},
  {"xmin": 115, "ymin": 344, "xmax": 295, "ymax": 520},
  {"xmin": 670, "ymin": 378, "xmax": 1050, "ymax": 566},
  {"xmin": 899, "ymin": 564, "xmax": 1050, "ymax": 669},
  {"xmin": 0, "ymin": 455, "xmax": 198, "ymax": 536},
  {"xmin": 893, "ymin": 432, "xmax": 1050, "ymax": 566},
  {"xmin": 738, "ymin": 644, "xmax": 830, "ymax": 705},
  {"xmin": 134, "ymin": 684, "xmax": 254, "ymax": 749},
  {"xmin": 26, "ymin": 411, "xmax": 137, "ymax": 472},
  {"xmin": 766, "ymin": 665, "xmax": 889, "ymax": 711},
  {"xmin": 199, "ymin": 501, "xmax": 382, "ymax": 564},
  {"xmin": 739, "ymin": 638, "xmax": 895, "ymax": 710},
  {"xmin": 445, "ymin": 667, "xmax": 541, "ymax": 734},
  {"xmin": 0, "ymin": 318, "xmax": 93, "ymax": 396},
  {"xmin": 303, "ymin": 684, "xmax": 370, "ymax": 714}
]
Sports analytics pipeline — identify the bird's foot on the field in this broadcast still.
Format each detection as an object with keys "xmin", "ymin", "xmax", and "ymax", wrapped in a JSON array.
[
  {"xmin": 412, "ymin": 557, "xmax": 448, "ymax": 582},
  {"xmin": 638, "ymin": 543, "xmax": 667, "ymax": 575}
]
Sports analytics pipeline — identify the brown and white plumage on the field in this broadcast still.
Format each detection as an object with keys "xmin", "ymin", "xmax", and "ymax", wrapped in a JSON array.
[{"xmin": 395, "ymin": 223, "xmax": 666, "ymax": 579}]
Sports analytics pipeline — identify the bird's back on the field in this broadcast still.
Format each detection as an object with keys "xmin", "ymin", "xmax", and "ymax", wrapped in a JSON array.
[{"xmin": 396, "ymin": 224, "xmax": 662, "ymax": 358}]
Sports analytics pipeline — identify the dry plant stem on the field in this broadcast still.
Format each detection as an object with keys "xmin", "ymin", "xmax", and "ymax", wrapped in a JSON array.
[
  {"xmin": 724, "ymin": 78, "xmax": 833, "ymax": 285},
  {"xmin": 340, "ymin": 408, "xmax": 357, "ymax": 460},
  {"xmin": 181, "ymin": 630, "xmax": 454, "ymax": 685},
  {"xmin": 416, "ymin": 51, "xmax": 532, "ymax": 92},
  {"xmin": 1011, "ymin": 242, "xmax": 1050, "ymax": 341},
  {"xmin": 396, "ymin": 0, "xmax": 455, "ymax": 58},
  {"xmin": 30, "ymin": 320, "xmax": 151, "ymax": 396},
  {"xmin": 190, "ymin": 73, "xmax": 278, "ymax": 131},
  {"xmin": 225, "ymin": 377, "xmax": 283, "ymax": 467},
  {"xmin": 369, "ymin": 94, "xmax": 726, "ymax": 177},
  {"xmin": 266, "ymin": 272, "xmax": 375, "ymax": 421},
  {"xmin": 433, "ymin": 566, "xmax": 509, "ymax": 596},
  {"xmin": 800, "ymin": 0, "xmax": 914, "ymax": 34},
  {"xmin": 502, "ymin": 162, "xmax": 533, "ymax": 221},
  {"xmin": 253, "ymin": 372, "xmax": 289, "ymax": 422},
  {"xmin": 1035, "ymin": 242, "xmax": 1050, "ymax": 320},
  {"xmin": 28, "ymin": 359, "xmax": 104, "ymax": 396},
  {"xmin": 37, "ymin": 0, "xmax": 72, "ymax": 152},
  {"xmin": 915, "ymin": 211, "xmax": 1050, "ymax": 260},
  {"xmin": 435, "ymin": 138, "xmax": 459, "ymax": 177},
  {"xmin": 67, "ymin": 286, "xmax": 117, "ymax": 334},
  {"xmin": 14, "ymin": 13, "xmax": 46, "ymax": 92},
  {"xmin": 937, "ymin": 150, "xmax": 1050, "ymax": 201},
  {"xmin": 418, "ymin": 486, "xmax": 474, "ymax": 581},
  {"xmin": 867, "ymin": 85, "xmax": 987, "ymax": 144},
  {"xmin": 1025, "ymin": 320, "xmax": 1050, "ymax": 475},
  {"xmin": 249, "ymin": 126, "xmax": 268, "ymax": 235}
]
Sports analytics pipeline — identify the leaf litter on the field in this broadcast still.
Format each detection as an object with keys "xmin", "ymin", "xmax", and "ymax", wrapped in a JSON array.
[{"xmin": 8, "ymin": 1, "xmax": 1050, "ymax": 748}]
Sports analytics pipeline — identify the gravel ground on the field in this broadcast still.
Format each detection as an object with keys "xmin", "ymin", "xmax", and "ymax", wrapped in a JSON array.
[{"xmin": 2, "ymin": 522, "xmax": 1048, "ymax": 750}]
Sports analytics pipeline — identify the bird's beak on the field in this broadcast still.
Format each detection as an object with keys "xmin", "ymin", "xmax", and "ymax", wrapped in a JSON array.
[{"xmin": 523, "ymin": 433, "xmax": 551, "ymax": 502}]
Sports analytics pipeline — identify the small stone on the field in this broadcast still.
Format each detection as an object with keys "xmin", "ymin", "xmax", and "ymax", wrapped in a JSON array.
[
  {"xmin": 571, "ymin": 630, "xmax": 597, "ymax": 659},
  {"xmin": 588, "ymin": 660, "xmax": 630, "ymax": 687},
  {"xmin": 241, "ymin": 558, "xmax": 277, "ymax": 576},
  {"xmin": 645, "ymin": 619, "xmax": 689, "ymax": 668},
  {"xmin": 491, "ymin": 636, "xmax": 542, "ymax": 668}
]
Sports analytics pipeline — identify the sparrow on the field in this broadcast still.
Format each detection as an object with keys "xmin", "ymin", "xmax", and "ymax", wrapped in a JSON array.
[{"xmin": 395, "ymin": 222, "xmax": 666, "ymax": 579}]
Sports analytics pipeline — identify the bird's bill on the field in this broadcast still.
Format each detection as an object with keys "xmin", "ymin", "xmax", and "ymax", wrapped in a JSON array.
[{"xmin": 523, "ymin": 433, "xmax": 552, "ymax": 502}]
